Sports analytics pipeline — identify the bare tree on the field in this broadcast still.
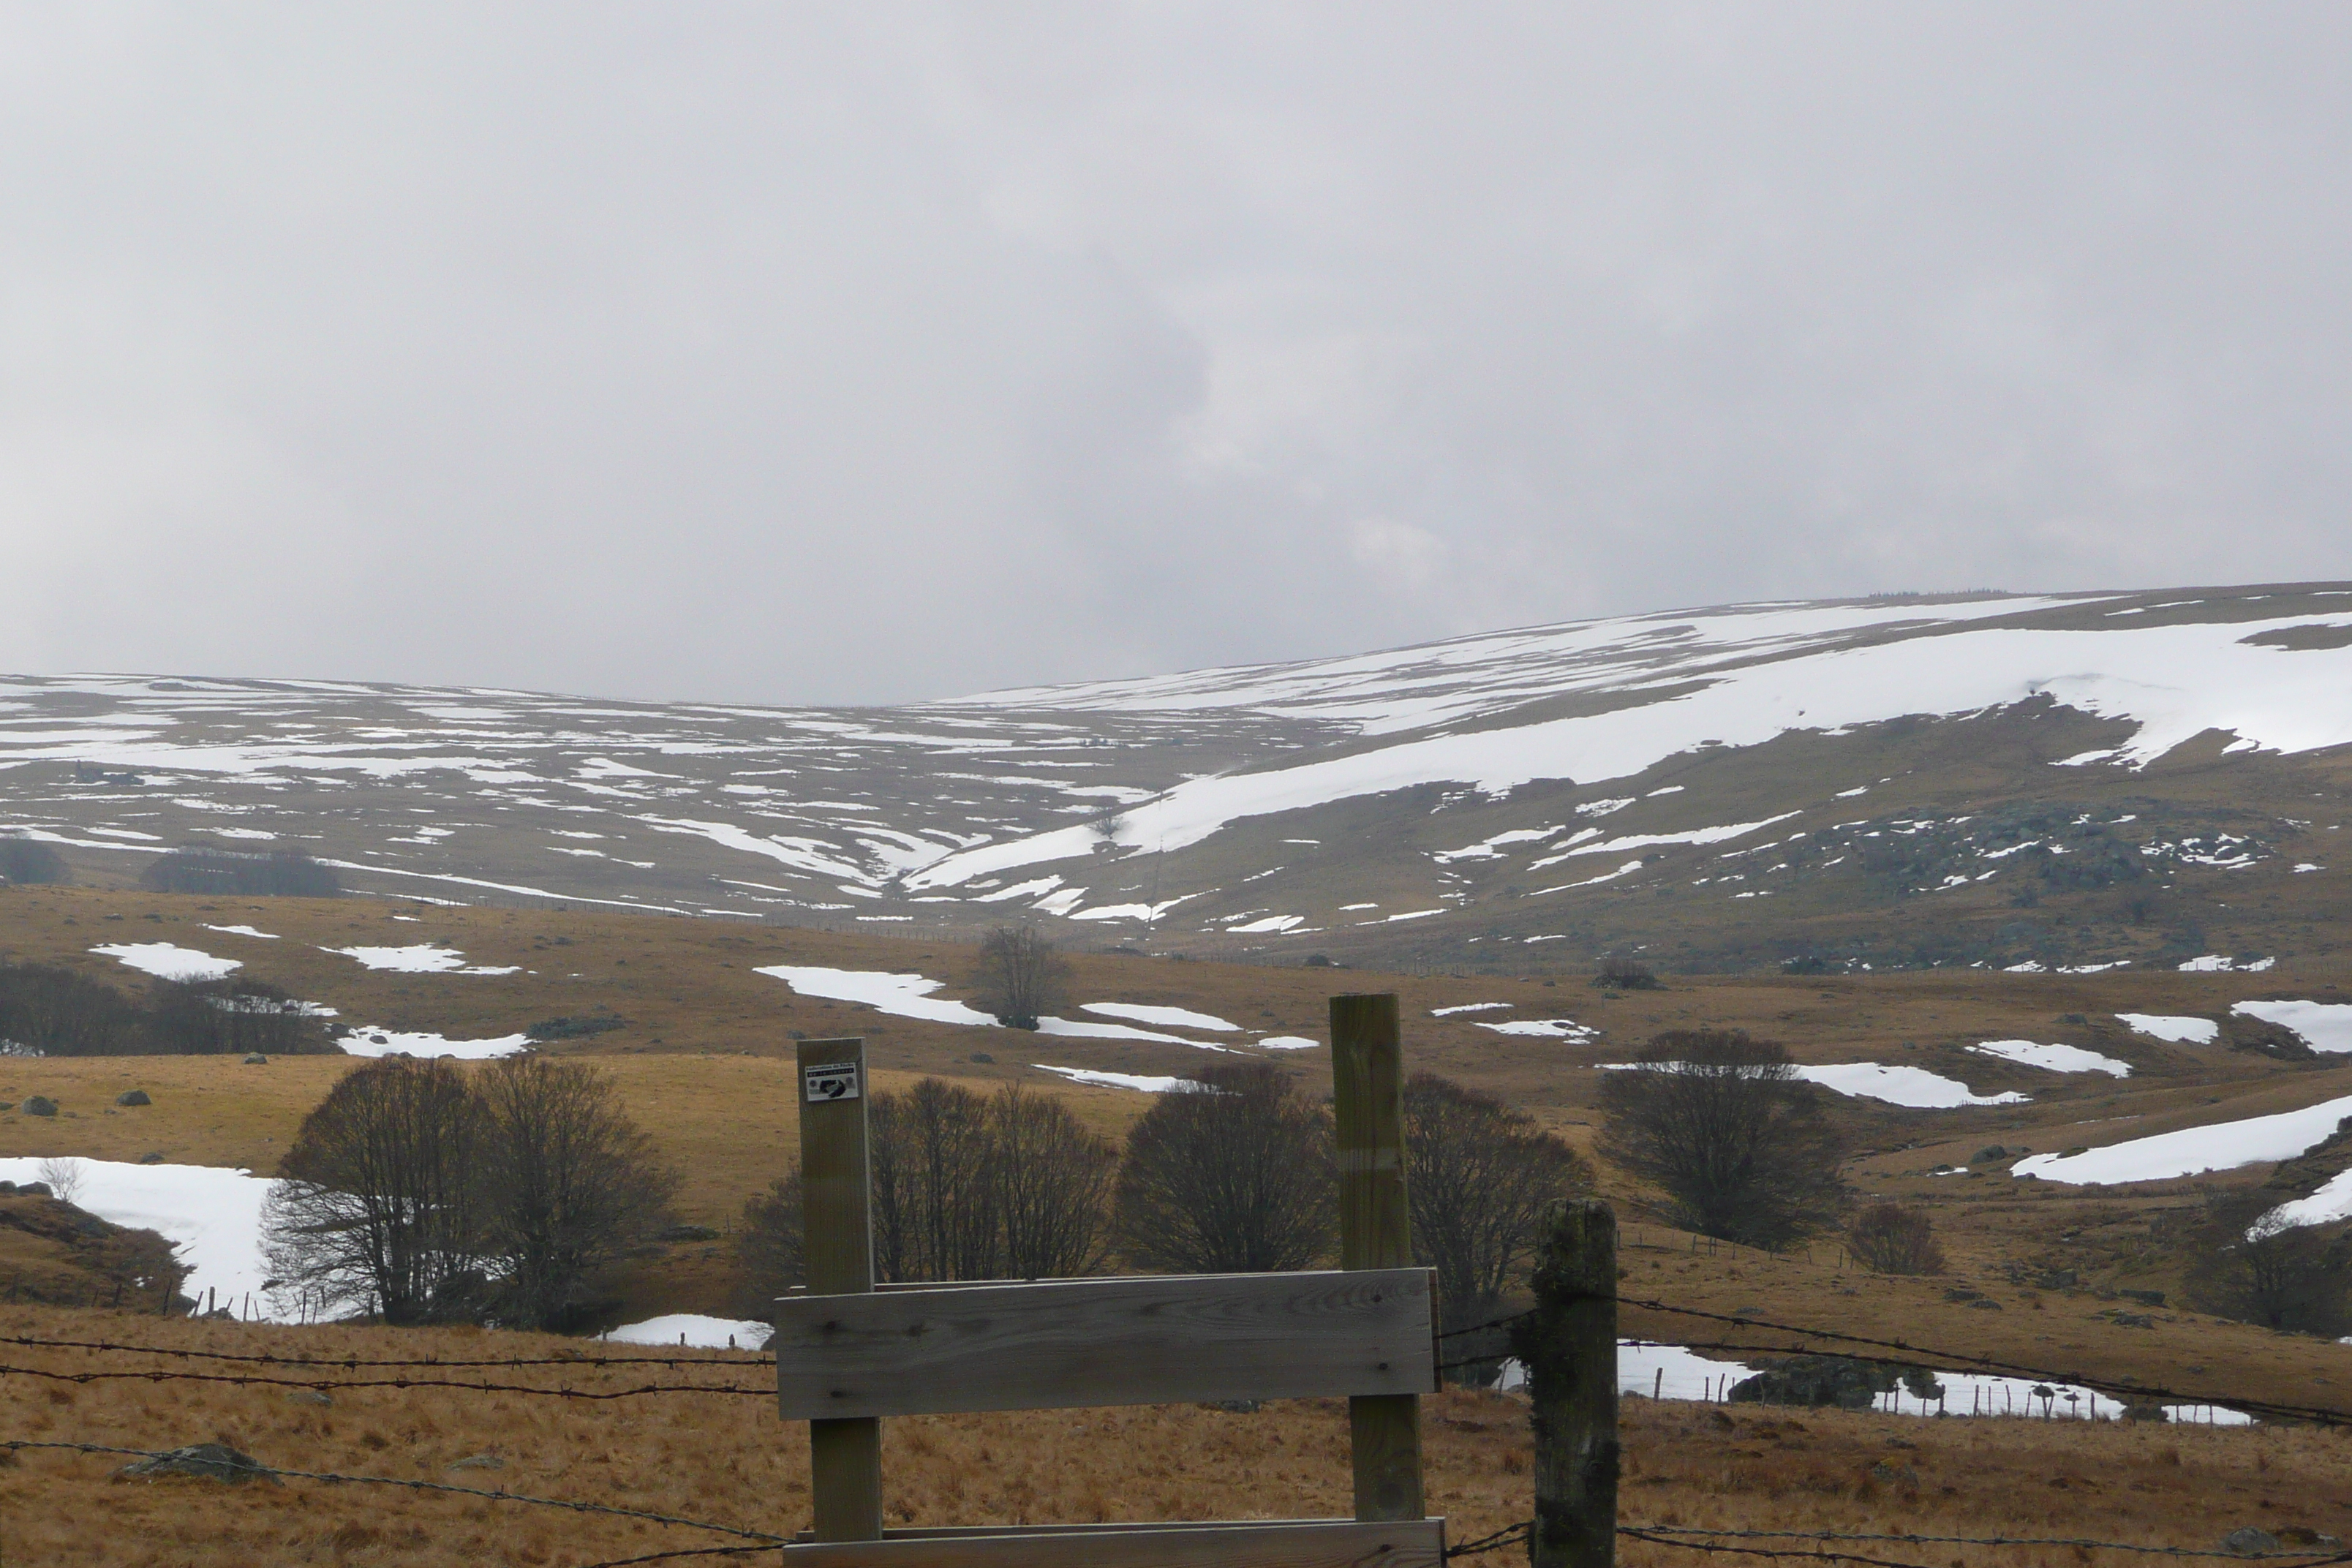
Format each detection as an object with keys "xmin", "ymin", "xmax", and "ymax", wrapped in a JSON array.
[
  {"xmin": 264, "ymin": 1058, "xmax": 486, "ymax": 1324},
  {"xmin": 1847, "ymin": 1202, "xmax": 1945, "ymax": 1275},
  {"xmin": 1404, "ymin": 1073, "xmax": 1592, "ymax": 1379},
  {"xmin": 1115, "ymin": 1061, "xmax": 1334, "ymax": 1273},
  {"xmin": 474, "ymin": 1056, "xmax": 676, "ymax": 1330},
  {"xmin": 1598, "ymin": 1029, "xmax": 1850, "ymax": 1249},
  {"xmin": 0, "ymin": 962, "xmax": 142, "ymax": 1055},
  {"xmin": 148, "ymin": 978, "xmax": 333, "ymax": 1056},
  {"xmin": 0, "ymin": 838, "xmax": 69, "ymax": 886},
  {"xmin": 36, "ymin": 1156, "xmax": 83, "ymax": 1207},
  {"xmin": 2180, "ymin": 1193, "xmax": 2352, "ymax": 1335},
  {"xmin": 991, "ymin": 1083, "xmax": 1116, "ymax": 1278},
  {"xmin": 969, "ymin": 925, "xmax": 1071, "ymax": 1031},
  {"xmin": 736, "ymin": 1168, "xmax": 804, "ymax": 1307},
  {"xmin": 869, "ymin": 1078, "xmax": 1000, "ymax": 1282}
]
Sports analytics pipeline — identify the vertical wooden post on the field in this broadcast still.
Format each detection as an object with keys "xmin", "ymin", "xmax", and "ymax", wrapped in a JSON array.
[
  {"xmin": 1512, "ymin": 1198, "xmax": 1618, "ymax": 1568},
  {"xmin": 795, "ymin": 1037, "xmax": 883, "ymax": 1542},
  {"xmin": 1330, "ymin": 992, "xmax": 1425, "ymax": 1523}
]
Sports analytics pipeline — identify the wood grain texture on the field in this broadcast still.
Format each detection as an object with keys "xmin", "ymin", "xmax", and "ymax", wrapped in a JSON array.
[
  {"xmin": 1330, "ymin": 992, "xmax": 1426, "ymax": 1524},
  {"xmin": 795, "ymin": 1036, "xmax": 881, "ymax": 1543},
  {"xmin": 777, "ymin": 1518, "xmax": 1446, "ymax": 1567},
  {"xmin": 772, "ymin": 1268, "xmax": 1435, "ymax": 1420},
  {"xmin": 1516, "ymin": 1198, "xmax": 1618, "ymax": 1568}
]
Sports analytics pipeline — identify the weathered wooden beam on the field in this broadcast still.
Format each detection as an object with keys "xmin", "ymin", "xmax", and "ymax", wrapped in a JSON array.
[
  {"xmin": 1331, "ymin": 992, "xmax": 1426, "ymax": 1524},
  {"xmin": 1513, "ymin": 1197, "xmax": 1618, "ymax": 1568},
  {"xmin": 773, "ymin": 1267, "xmax": 1434, "ymax": 1420},
  {"xmin": 796, "ymin": 1037, "xmax": 881, "ymax": 1543},
  {"xmin": 777, "ymin": 1517, "xmax": 1446, "ymax": 1567}
]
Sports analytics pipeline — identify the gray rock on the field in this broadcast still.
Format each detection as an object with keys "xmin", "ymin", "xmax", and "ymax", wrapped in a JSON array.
[
  {"xmin": 116, "ymin": 1443, "xmax": 276, "ymax": 1485},
  {"xmin": 282, "ymin": 1387, "xmax": 333, "ymax": 1407},
  {"xmin": 138, "ymin": 1153, "xmax": 163, "ymax": 1165},
  {"xmin": 116, "ymin": 1089, "xmax": 151, "ymax": 1107},
  {"xmin": 241, "ymin": 1053, "xmax": 268, "ymax": 1066},
  {"xmin": 21, "ymin": 1096, "xmax": 57, "ymax": 1117},
  {"xmin": 17, "ymin": 1182, "xmax": 49, "ymax": 1198},
  {"xmin": 2221, "ymin": 1529, "xmax": 2280, "ymax": 1557},
  {"xmin": 2036, "ymin": 1269, "xmax": 2078, "ymax": 1290},
  {"xmin": 446, "ymin": 1452, "xmax": 505, "ymax": 1471}
]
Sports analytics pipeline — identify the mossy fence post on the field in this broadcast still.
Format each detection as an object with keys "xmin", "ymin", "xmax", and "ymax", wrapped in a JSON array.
[
  {"xmin": 796, "ymin": 1036, "xmax": 882, "ymax": 1542},
  {"xmin": 1331, "ymin": 992, "xmax": 1425, "ymax": 1521},
  {"xmin": 1511, "ymin": 1198, "xmax": 1619, "ymax": 1568}
]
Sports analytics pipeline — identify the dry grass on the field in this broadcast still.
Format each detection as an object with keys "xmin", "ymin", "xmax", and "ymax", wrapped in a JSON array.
[{"xmin": 0, "ymin": 1304, "xmax": 2345, "ymax": 1565}]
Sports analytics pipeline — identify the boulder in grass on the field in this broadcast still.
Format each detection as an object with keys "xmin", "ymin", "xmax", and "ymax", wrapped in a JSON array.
[
  {"xmin": 115, "ymin": 1443, "xmax": 276, "ymax": 1485},
  {"xmin": 241, "ymin": 1053, "xmax": 268, "ymax": 1066},
  {"xmin": 116, "ymin": 1089, "xmax": 151, "ymax": 1107},
  {"xmin": 21, "ymin": 1096, "xmax": 56, "ymax": 1117},
  {"xmin": 2222, "ymin": 1529, "xmax": 2281, "ymax": 1557},
  {"xmin": 446, "ymin": 1452, "xmax": 505, "ymax": 1471}
]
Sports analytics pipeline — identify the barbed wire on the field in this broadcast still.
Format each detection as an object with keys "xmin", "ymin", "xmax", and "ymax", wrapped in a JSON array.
[
  {"xmin": 1618, "ymin": 1526, "xmax": 1942, "ymax": 1567},
  {"xmin": 1443, "ymin": 1519, "xmax": 1531, "ymax": 1558},
  {"xmin": 0, "ymin": 1330, "xmax": 772, "ymax": 1371},
  {"xmin": 0, "ymin": 1359, "xmax": 768, "ymax": 1400},
  {"xmin": 1630, "ymin": 1526, "xmax": 2352, "ymax": 1560},
  {"xmin": 5, "ymin": 1437, "xmax": 786, "ymax": 1542},
  {"xmin": 577, "ymin": 1546, "xmax": 777, "ymax": 1568}
]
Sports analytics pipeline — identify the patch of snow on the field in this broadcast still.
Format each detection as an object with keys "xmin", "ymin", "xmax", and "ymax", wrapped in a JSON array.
[
  {"xmin": 2179, "ymin": 954, "xmax": 2275, "ymax": 973},
  {"xmin": 1793, "ymin": 1063, "xmax": 2027, "ymax": 1107},
  {"xmin": 1383, "ymin": 909, "xmax": 1448, "ymax": 922},
  {"xmin": 90, "ymin": 943, "xmax": 241, "ymax": 981},
  {"xmin": 1256, "ymin": 1036, "xmax": 1321, "ymax": 1050},
  {"xmin": 1031, "ymin": 1065, "xmax": 1193, "ymax": 1093},
  {"xmin": 2015, "ymin": 1091, "xmax": 2352, "ymax": 1184},
  {"xmin": 0, "ymin": 1157, "xmax": 275, "ymax": 1319},
  {"xmin": 2117, "ymin": 1013, "xmax": 2220, "ymax": 1045},
  {"xmin": 1036, "ymin": 1016, "xmax": 1233, "ymax": 1050},
  {"xmin": 755, "ymin": 965, "xmax": 1000, "ymax": 1028},
  {"xmin": 2234, "ymin": 1000, "xmax": 2352, "ymax": 1054},
  {"xmin": 1528, "ymin": 813, "xmax": 1799, "ymax": 870},
  {"xmin": 1229, "ymin": 914, "xmax": 1305, "ymax": 933},
  {"xmin": 1967, "ymin": 1040, "xmax": 2133, "ymax": 1077},
  {"xmin": 200, "ymin": 924, "xmax": 279, "ymax": 940},
  {"xmin": 1082, "ymin": 1002, "xmax": 1240, "ymax": 1032},
  {"xmin": 1432, "ymin": 1003, "xmax": 1513, "ymax": 1017},
  {"xmin": 605, "ymin": 1314, "xmax": 772, "ymax": 1351},
  {"xmin": 1478, "ymin": 1018, "xmax": 1598, "ymax": 1041},
  {"xmin": 325, "ymin": 945, "xmax": 519, "ymax": 976},
  {"xmin": 340, "ymin": 1028, "xmax": 533, "ymax": 1060}
]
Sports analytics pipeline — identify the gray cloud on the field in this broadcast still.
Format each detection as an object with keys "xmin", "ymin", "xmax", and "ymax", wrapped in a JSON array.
[{"xmin": 3, "ymin": 3, "xmax": 2348, "ymax": 703}]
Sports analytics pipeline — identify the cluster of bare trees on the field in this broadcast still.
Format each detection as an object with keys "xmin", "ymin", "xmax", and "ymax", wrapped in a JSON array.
[
  {"xmin": 0, "ymin": 837, "xmax": 68, "ymax": 886},
  {"xmin": 740, "ymin": 1079, "xmax": 1117, "ymax": 1294},
  {"xmin": 140, "ymin": 845, "xmax": 339, "ymax": 897},
  {"xmin": 968, "ymin": 925, "xmax": 1071, "ymax": 1030},
  {"xmin": 0, "ymin": 963, "xmax": 336, "ymax": 1056},
  {"xmin": 739, "ymin": 1062, "xmax": 1595, "ymax": 1387},
  {"xmin": 263, "ymin": 1056, "xmax": 674, "ymax": 1329},
  {"xmin": 1598, "ymin": 1028, "xmax": 1850, "ymax": 1249}
]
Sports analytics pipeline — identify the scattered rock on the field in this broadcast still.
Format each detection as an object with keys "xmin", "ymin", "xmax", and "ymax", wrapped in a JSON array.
[
  {"xmin": 283, "ymin": 1387, "xmax": 333, "ymax": 1407},
  {"xmin": 2119, "ymin": 1288, "xmax": 2166, "ymax": 1307},
  {"xmin": 1967, "ymin": 1298, "xmax": 2003, "ymax": 1311},
  {"xmin": 115, "ymin": 1443, "xmax": 275, "ymax": 1485},
  {"xmin": 657, "ymin": 1224, "xmax": 720, "ymax": 1244},
  {"xmin": 116, "ymin": 1089, "xmax": 151, "ymax": 1107},
  {"xmin": 139, "ymin": 1153, "xmax": 164, "ymax": 1165},
  {"xmin": 2276, "ymin": 1528, "xmax": 2343, "ymax": 1549},
  {"xmin": 1972, "ymin": 1145, "xmax": 2011, "ymax": 1162},
  {"xmin": 968, "ymin": 1052, "xmax": 995, "ymax": 1064},
  {"xmin": 241, "ymin": 1053, "xmax": 268, "ymax": 1066},
  {"xmin": 445, "ymin": 1453, "xmax": 505, "ymax": 1472},
  {"xmin": 1210, "ymin": 1398, "xmax": 1262, "ymax": 1414},
  {"xmin": 2112, "ymin": 1311, "xmax": 2156, "ymax": 1329},
  {"xmin": 1942, "ymin": 1287, "xmax": 1983, "ymax": 1302},
  {"xmin": 22, "ymin": 1096, "xmax": 57, "ymax": 1117},
  {"xmin": 2036, "ymin": 1270, "xmax": 2078, "ymax": 1291},
  {"xmin": 0, "ymin": 1102, "xmax": 12, "ymax": 1112},
  {"xmin": 17, "ymin": 1182, "xmax": 50, "ymax": 1197},
  {"xmin": 2221, "ymin": 1529, "xmax": 2281, "ymax": 1557}
]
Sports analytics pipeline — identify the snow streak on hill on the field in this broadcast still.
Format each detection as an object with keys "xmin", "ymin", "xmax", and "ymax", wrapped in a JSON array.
[{"xmin": 2, "ymin": 584, "xmax": 2349, "ymax": 968}]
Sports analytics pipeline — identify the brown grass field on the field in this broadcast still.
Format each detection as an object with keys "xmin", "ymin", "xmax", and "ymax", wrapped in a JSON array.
[
  {"xmin": 8, "ymin": 886, "xmax": 2352, "ymax": 1560},
  {"xmin": 1, "ymin": 1302, "xmax": 2348, "ymax": 1567}
]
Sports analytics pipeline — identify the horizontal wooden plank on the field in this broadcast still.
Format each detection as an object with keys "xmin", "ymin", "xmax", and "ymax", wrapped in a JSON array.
[
  {"xmin": 779, "ymin": 1518, "xmax": 1444, "ymax": 1567},
  {"xmin": 773, "ymin": 1267, "xmax": 1434, "ymax": 1420}
]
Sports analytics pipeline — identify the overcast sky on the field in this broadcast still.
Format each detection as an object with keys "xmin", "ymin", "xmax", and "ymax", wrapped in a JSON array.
[{"xmin": 4, "ymin": 4, "xmax": 2348, "ymax": 705}]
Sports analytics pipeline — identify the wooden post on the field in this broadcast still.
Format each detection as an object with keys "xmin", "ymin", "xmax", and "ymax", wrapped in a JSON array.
[
  {"xmin": 1512, "ymin": 1199, "xmax": 1618, "ymax": 1568},
  {"xmin": 796, "ymin": 1037, "xmax": 883, "ymax": 1542},
  {"xmin": 1330, "ymin": 992, "xmax": 1424, "ymax": 1523}
]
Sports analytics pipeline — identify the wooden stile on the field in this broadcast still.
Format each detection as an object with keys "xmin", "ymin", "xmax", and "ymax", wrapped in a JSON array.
[
  {"xmin": 1331, "ymin": 992, "xmax": 1426, "ymax": 1523},
  {"xmin": 774, "ymin": 1267, "xmax": 1433, "ymax": 1420},
  {"xmin": 796, "ymin": 1037, "xmax": 882, "ymax": 1543}
]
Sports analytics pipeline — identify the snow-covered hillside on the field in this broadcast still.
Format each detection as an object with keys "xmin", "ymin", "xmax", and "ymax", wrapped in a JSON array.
[{"xmin": 4, "ymin": 584, "xmax": 2350, "ymax": 971}]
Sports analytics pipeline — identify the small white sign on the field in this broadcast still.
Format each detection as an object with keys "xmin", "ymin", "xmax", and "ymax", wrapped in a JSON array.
[{"xmin": 802, "ymin": 1060, "xmax": 862, "ymax": 1103}]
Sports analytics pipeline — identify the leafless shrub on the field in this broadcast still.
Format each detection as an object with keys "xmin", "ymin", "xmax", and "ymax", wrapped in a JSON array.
[
  {"xmin": 0, "ymin": 962, "xmax": 140, "ymax": 1055},
  {"xmin": 474, "ymin": 1056, "xmax": 676, "ymax": 1330},
  {"xmin": 0, "ymin": 837, "xmax": 69, "ymax": 886},
  {"xmin": 1405, "ymin": 1073, "xmax": 1594, "ymax": 1379},
  {"xmin": 871, "ymin": 1078, "xmax": 1000, "ymax": 1282},
  {"xmin": 1114, "ymin": 1061, "xmax": 1333, "ymax": 1273},
  {"xmin": 2179, "ymin": 1193, "xmax": 2352, "ymax": 1336},
  {"xmin": 1594, "ymin": 956, "xmax": 1662, "ymax": 990},
  {"xmin": 991, "ymin": 1083, "xmax": 1116, "ymax": 1278},
  {"xmin": 1598, "ymin": 1029, "xmax": 1850, "ymax": 1249},
  {"xmin": 140, "ymin": 845, "xmax": 339, "ymax": 897},
  {"xmin": 265, "ymin": 1058, "xmax": 487, "ymax": 1324},
  {"xmin": 1847, "ymin": 1202, "xmax": 1945, "ymax": 1275},
  {"xmin": 35, "ymin": 1158, "xmax": 83, "ymax": 1207},
  {"xmin": 969, "ymin": 924, "xmax": 1071, "ymax": 1030}
]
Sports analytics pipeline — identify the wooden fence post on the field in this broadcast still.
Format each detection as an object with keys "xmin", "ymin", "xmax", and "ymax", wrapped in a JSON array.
[
  {"xmin": 1330, "ymin": 992, "xmax": 1425, "ymax": 1523},
  {"xmin": 1512, "ymin": 1198, "xmax": 1618, "ymax": 1568},
  {"xmin": 796, "ymin": 1037, "xmax": 883, "ymax": 1542}
]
